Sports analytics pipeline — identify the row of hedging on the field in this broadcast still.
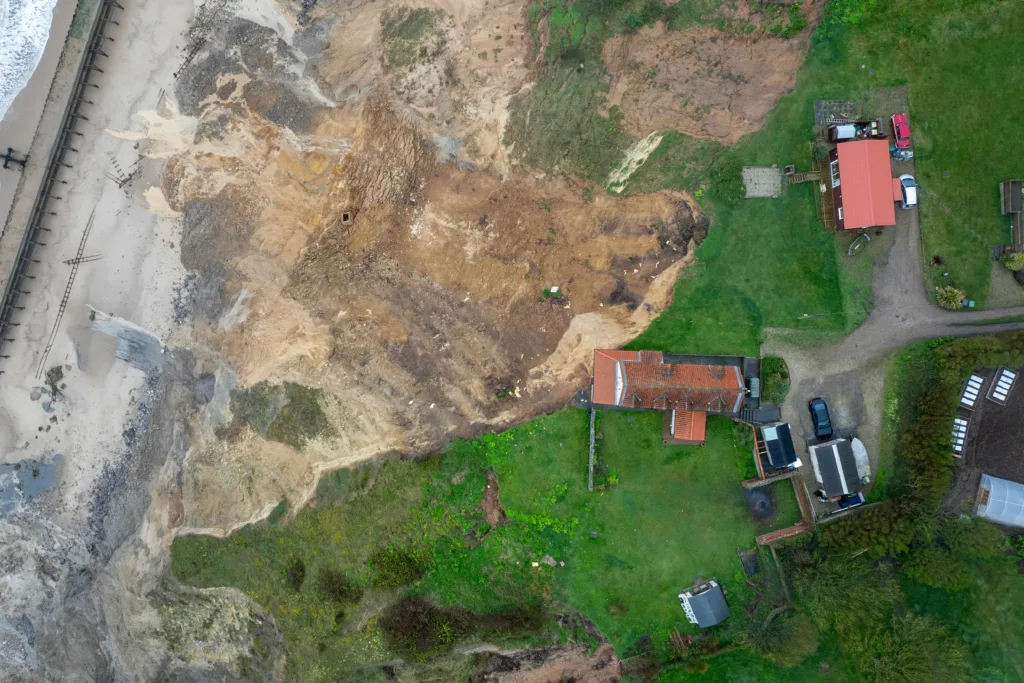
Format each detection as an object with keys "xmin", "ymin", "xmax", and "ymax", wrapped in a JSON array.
[{"xmin": 820, "ymin": 331, "xmax": 1024, "ymax": 557}]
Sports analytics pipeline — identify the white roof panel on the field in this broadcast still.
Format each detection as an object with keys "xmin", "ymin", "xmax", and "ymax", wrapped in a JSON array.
[{"xmin": 977, "ymin": 474, "xmax": 1024, "ymax": 528}]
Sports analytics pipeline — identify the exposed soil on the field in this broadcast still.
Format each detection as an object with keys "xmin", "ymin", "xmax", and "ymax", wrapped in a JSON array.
[
  {"xmin": 146, "ymin": 6, "xmax": 710, "ymax": 532},
  {"xmin": 481, "ymin": 471, "xmax": 508, "ymax": 527},
  {"xmin": 944, "ymin": 369, "xmax": 1024, "ymax": 513},
  {"xmin": 602, "ymin": 1, "xmax": 824, "ymax": 143}
]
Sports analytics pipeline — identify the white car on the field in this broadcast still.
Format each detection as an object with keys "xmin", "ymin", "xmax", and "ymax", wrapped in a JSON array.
[{"xmin": 898, "ymin": 174, "xmax": 918, "ymax": 209}]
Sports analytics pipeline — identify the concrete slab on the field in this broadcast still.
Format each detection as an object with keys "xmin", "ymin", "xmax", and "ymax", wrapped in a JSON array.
[{"xmin": 742, "ymin": 166, "xmax": 783, "ymax": 199}]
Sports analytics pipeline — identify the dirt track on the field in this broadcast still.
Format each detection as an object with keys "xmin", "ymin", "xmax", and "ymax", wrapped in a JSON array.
[{"xmin": 765, "ymin": 203, "xmax": 1024, "ymax": 510}]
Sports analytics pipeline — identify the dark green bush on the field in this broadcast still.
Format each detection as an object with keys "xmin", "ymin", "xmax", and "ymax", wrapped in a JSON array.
[
  {"xmin": 316, "ymin": 569, "xmax": 363, "ymax": 603},
  {"xmin": 378, "ymin": 596, "xmax": 474, "ymax": 659},
  {"xmin": 369, "ymin": 546, "xmax": 425, "ymax": 588},
  {"xmin": 621, "ymin": 11, "xmax": 645, "ymax": 32},
  {"xmin": 709, "ymin": 155, "xmax": 745, "ymax": 205},
  {"xmin": 284, "ymin": 557, "xmax": 306, "ymax": 591}
]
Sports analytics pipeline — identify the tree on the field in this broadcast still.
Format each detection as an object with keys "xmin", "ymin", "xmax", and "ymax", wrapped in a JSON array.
[
  {"xmin": 849, "ymin": 613, "xmax": 971, "ymax": 683},
  {"xmin": 902, "ymin": 546, "xmax": 971, "ymax": 590},
  {"xmin": 765, "ymin": 613, "xmax": 819, "ymax": 668},
  {"xmin": 793, "ymin": 556, "xmax": 900, "ymax": 635},
  {"xmin": 1001, "ymin": 251, "xmax": 1024, "ymax": 272},
  {"xmin": 936, "ymin": 286, "xmax": 965, "ymax": 310}
]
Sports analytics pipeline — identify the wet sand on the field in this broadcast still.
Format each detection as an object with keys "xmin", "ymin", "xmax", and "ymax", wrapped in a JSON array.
[{"xmin": 0, "ymin": 0, "xmax": 77, "ymax": 235}]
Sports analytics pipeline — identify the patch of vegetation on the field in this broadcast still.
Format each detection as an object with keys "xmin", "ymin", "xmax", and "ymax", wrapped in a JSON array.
[
  {"xmin": 284, "ymin": 557, "xmax": 306, "ymax": 592},
  {"xmin": 222, "ymin": 382, "xmax": 332, "ymax": 450},
  {"xmin": 369, "ymin": 546, "xmax": 425, "ymax": 588},
  {"xmin": 754, "ymin": 1, "xmax": 807, "ymax": 39},
  {"xmin": 1001, "ymin": 251, "xmax": 1024, "ymax": 272},
  {"xmin": 266, "ymin": 497, "xmax": 289, "ymax": 526},
  {"xmin": 504, "ymin": 66, "xmax": 630, "ymax": 184},
  {"xmin": 316, "ymin": 568, "xmax": 362, "ymax": 603},
  {"xmin": 936, "ymin": 285, "xmax": 965, "ymax": 310},
  {"xmin": 379, "ymin": 596, "xmax": 474, "ymax": 659},
  {"xmin": 814, "ymin": 0, "xmax": 880, "ymax": 41},
  {"xmin": 266, "ymin": 382, "xmax": 333, "ymax": 450},
  {"xmin": 381, "ymin": 7, "xmax": 446, "ymax": 69},
  {"xmin": 224, "ymin": 382, "xmax": 285, "ymax": 438},
  {"xmin": 759, "ymin": 355, "xmax": 790, "ymax": 405}
]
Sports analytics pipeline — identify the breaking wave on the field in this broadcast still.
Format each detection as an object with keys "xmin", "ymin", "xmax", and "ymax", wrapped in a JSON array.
[{"xmin": 0, "ymin": 0, "xmax": 59, "ymax": 120}]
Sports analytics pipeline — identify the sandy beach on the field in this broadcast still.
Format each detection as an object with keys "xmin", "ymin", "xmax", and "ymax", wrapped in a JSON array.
[{"xmin": 0, "ymin": 0, "xmax": 198, "ymax": 676}]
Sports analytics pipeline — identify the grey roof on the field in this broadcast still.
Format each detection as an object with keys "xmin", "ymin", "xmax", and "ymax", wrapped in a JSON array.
[
  {"xmin": 762, "ymin": 423, "xmax": 797, "ymax": 469},
  {"xmin": 688, "ymin": 584, "xmax": 731, "ymax": 628},
  {"xmin": 810, "ymin": 439, "xmax": 861, "ymax": 497}
]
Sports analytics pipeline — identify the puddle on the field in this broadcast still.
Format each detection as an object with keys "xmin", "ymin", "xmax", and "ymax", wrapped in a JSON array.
[{"xmin": 0, "ymin": 456, "xmax": 61, "ymax": 513}]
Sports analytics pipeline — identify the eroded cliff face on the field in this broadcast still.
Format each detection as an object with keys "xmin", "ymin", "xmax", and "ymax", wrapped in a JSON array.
[
  {"xmin": 0, "ymin": 0, "xmax": 821, "ymax": 678},
  {"xmin": 143, "ymin": 2, "xmax": 709, "ymax": 537}
]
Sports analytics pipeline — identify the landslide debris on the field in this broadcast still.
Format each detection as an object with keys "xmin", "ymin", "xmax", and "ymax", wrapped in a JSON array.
[{"xmin": 602, "ymin": 0, "xmax": 824, "ymax": 142}]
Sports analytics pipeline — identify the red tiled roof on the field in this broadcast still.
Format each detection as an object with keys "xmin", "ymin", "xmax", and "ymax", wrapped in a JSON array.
[
  {"xmin": 836, "ymin": 140, "xmax": 896, "ymax": 230},
  {"xmin": 592, "ymin": 349, "xmax": 744, "ymax": 413},
  {"xmin": 593, "ymin": 349, "xmax": 639, "ymax": 405},
  {"xmin": 672, "ymin": 409, "xmax": 707, "ymax": 443}
]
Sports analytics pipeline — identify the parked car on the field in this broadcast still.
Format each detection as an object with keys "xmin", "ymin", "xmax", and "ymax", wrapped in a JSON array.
[
  {"xmin": 835, "ymin": 492, "xmax": 866, "ymax": 511},
  {"xmin": 898, "ymin": 174, "xmax": 918, "ymax": 209},
  {"xmin": 808, "ymin": 398, "xmax": 833, "ymax": 440},
  {"xmin": 891, "ymin": 113, "xmax": 912, "ymax": 149}
]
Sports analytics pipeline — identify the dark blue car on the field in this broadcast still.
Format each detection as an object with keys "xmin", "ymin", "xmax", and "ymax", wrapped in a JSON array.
[{"xmin": 808, "ymin": 397, "xmax": 833, "ymax": 440}]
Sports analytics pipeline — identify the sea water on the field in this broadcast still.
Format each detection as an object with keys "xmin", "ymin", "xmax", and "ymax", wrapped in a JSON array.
[{"xmin": 0, "ymin": 0, "xmax": 59, "ymax": 120}]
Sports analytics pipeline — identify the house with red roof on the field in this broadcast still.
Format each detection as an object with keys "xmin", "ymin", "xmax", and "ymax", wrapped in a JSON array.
[
  {"xmin": 827, "ymin": 139, "xmax": 898, "ymax": 231},
  {"xmin": 592, "ymin": 349, "xmax": 749, "ymax": 446}
]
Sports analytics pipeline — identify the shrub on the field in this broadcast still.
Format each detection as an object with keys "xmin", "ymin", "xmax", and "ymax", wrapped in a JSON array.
[
  {"xmin": 1001, "ymin": 251, "xmax": 1024, "ymax": 272},
  {"xmin": 848, "ymin": 613, "xmax": 971, "ymax": 683},
  {"xmin": 369, "ymin": 546, "xmax": 425, "ymax": 588},
  {"xmin": 709, "ymin": 155, "xmax": 745, "ymax": 205},
  {"xmin": 765, "ymin": 613, "xmax": 819, "ymax": 668},
  {"xmin": 936, "ymin": 286, "xmax": 965, "ymax": 310},
  {"xmin": 378, "ymin": 596, "xmax": 474, "ymax": 659},
  {"xmin": 902, "ymin": 546, "xmax": 971, "ymax": 591},
  {"xmin": 284, "ymin": 557, "xmax": 306, "ymax": 591},
  {"xmin": 760, "ymin": 355, "xmax": 790, "ymax": 405},
  {"xmin": 621, "ymin": 11, "xmax": 645, "ymax": 32},
  {"xmin": 793, "ymin": 556, "xmax": 901, "ymax": 635},
  {"xmin": 316, "ymin": 569, "xmax": 362, "ymax": 603}
]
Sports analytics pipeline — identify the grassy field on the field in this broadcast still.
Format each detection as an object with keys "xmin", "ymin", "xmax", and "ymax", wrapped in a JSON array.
[{"xmin": 172, "ymin": 409, "xmax": 802, "ymax": 679}]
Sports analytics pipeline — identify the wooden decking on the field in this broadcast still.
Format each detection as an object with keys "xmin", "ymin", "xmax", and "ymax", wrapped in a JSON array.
[{"xmin": 1000, "ymin": 180, "xmax": 1023, "ymax": 251}]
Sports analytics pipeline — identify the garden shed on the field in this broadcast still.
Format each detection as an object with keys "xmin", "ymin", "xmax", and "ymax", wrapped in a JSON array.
[
  {"xmin": 976, "ymin": 473, "xmax": 1024, "ymax": 528},
  {"xmin": 678, "ymin": 580, "xmax": 731, "ymax": 628}
]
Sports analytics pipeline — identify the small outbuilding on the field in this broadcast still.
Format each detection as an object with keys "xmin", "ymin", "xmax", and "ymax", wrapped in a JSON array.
[
  {"xmin": 679, "ymin": 580, "xmax": 731, "ymax": 628},
  {"xmin": 756, "ymin": 422, "xmax": 800, "ymax": 472},
  {"xmin": 809, "ymin": 438, "xmax": 865, "ymax": 500},
  {"xmin": 976, "ymin": 474, "xmax": 1024, "ymax": 528}
]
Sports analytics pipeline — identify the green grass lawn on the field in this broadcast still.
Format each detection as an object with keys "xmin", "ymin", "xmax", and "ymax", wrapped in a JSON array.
[
  {"xmin": 657, "ymin": 638, "xmax": 854, "ymax": 683},
  {"xmin": 172, "ymin": 409, "xmax": 802, "ymax": 679},
  {"xmin": 564, "ymin": 411, "xmax": 801, "ymax": 650}
]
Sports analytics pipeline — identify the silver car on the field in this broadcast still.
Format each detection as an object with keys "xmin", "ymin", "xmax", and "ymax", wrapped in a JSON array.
[{"xmin": 898, "ymin": 174, "xmax": 918, "ymax": 209}]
